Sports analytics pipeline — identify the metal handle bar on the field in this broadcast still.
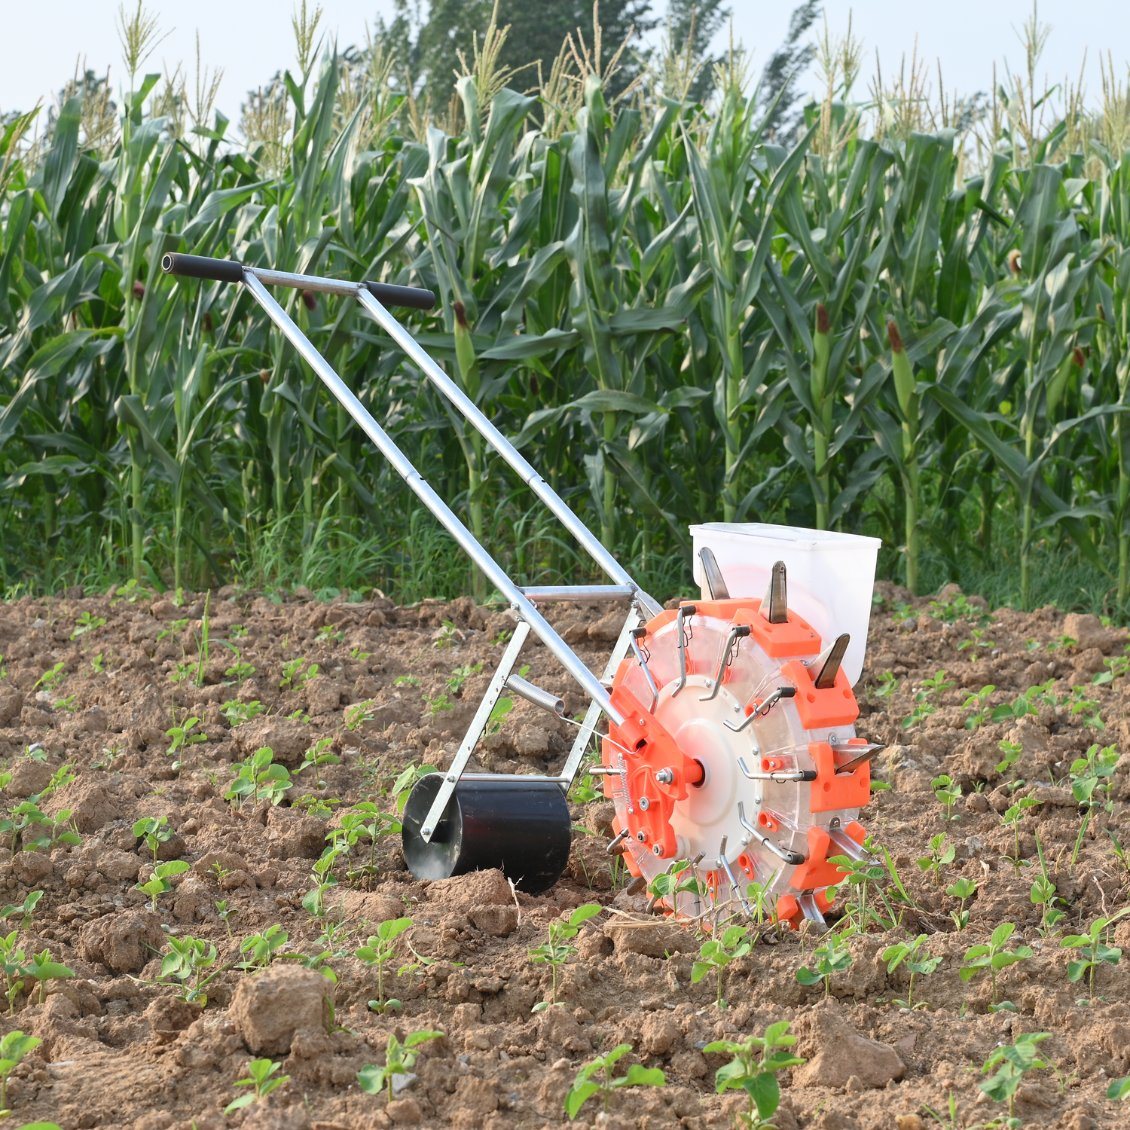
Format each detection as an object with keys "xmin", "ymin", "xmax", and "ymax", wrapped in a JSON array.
[
  {"xmin": 160, "ymin": 252, "xmax": 645, "ymax": 724},
  {"xmin": 161, "ymin": 252, "xmax": 437, "ymax": 311}
]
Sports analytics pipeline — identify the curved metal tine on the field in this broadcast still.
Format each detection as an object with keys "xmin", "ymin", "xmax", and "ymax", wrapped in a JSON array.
[
  {"xmin": 701, "ymin": 624, "xmax": 750, "ymax": 702},
  {"xmin": 827, "ymin": 825, "xmax": 874, "ymax": 863},
  {"xmin": 833, "ymin": 741, "xmax": 885, "ymax": 774},
  {"xmin": 606, "ymin": 828, "xmax": 630, "ymax": 855},
  {"xmin": 699, "ymin": 547, "xmax": 730, "ymax": 600},
  {"xmin": 737, "ymin": 801, "xmax": 806, "ymax": 866},
  {"xmin": 760, "ymin": 561, "xmax": 788, "ymax": 624},
  {"xmin": 813, "ymin": 632, "xmax": 850, "ymax": 690},
  {"xmin": 717, "ymin": 836, "xmax": 753, "ymax": 916},
  {"xmin": 795, "ymin": 890, "xmax": 828, "ymax": 932},
  {"xmin": 629, "ymin": 627, "xmax": 659, "ymax": 711},
  {"xmin": 672, "ymin": 605, "xmax": 696, "ymax": 698}
]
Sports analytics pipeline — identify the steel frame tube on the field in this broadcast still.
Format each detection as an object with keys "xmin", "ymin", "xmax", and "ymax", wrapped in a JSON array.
[
  {"xmin": 355, "ymin": 288, "xmax": 662, "ymax": 619},
  {"xmin": 242, "ymin": 272, "xmax": 622, "ymax": 724}
]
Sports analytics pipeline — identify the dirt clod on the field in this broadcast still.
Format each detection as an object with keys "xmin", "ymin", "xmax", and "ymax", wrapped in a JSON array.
[{"xmin": 230, "ymin": 965, "xmax": 333, "ymax": 1055}]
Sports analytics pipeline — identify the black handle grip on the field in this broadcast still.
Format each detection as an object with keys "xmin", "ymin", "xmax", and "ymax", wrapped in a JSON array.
[
  {"xmin": 364, "ymin": 280, "xmax": 436, "ymax": 311},
  {"xmin": 161, "ymin": 252, "xmax": 244, "ymax": 283}
]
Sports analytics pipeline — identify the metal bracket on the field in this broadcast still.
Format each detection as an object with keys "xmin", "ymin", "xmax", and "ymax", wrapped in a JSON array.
[
  {"xmin": 419, "ymin": 620, "xmax": 531, "ymax": 842},
  {"xmin": 559, "ymin": 609, "xmax": 641, "ymax": 788}
]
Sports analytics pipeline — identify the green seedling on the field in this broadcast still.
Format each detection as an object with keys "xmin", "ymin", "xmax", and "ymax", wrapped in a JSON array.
[
  {"xmin": 1108, "ymin": 1077, "xmax": 1130, "ymax": 1101},
  {"xmin": 903, "ymin": 671, "xmax": 954, "ymax": 729},
  {"xmin": 392, "ymin": 674, "xmax": 420, "ymax": 688},
  {"xmin": 224, "ymin": 657, "xmax": 257, "ymax": 681},
  {"xmin": 239, "ymin": 925, "xmax": 289, "ymax": 970},
  {"xmin": 980, "ymin": 1032, "xmax": 1051, "ymax": 1125},
  {"xmin": 1029, "ymin": 835, "xmax": 1065, "ymax": 934},
  {"xmin": 225, "ymin": 747, "xmax": 292, "ymax": 807},
  {"xmin": 229, "ymin": 624, "xmax": 249, "ymax": 640},
  {"xmin": 0, "ymin": 892, "xmax": 42, "ymax": 931},
  {"xmin": 299, "ymin": 736, "xmax": 340, "ymax": 777},
  {"xmin": 1061, "ymin": 911, "xmax": 1126, "ymax": 1001},
  {"xmin": 564, "ymin": 1043, "xmax": 665, "ymax": 1121},
  {"xmin": 645, "ymin": 860, "xmax": 701, "ymax": 912},
  {"xmin": 215, "ymin": 899, "xmax": 234, "ymax": 935},
  {"xmin": 23, "ymin": 949, "xmax": 74, "ymax": 1005},
  {"xmin": 960, "ymin": 922, "xmax": 1032, "ymax": 1009},
  {"xmin": 70, "ymin": 611, "xmax": 106, "ymax": 640},
  {"xmin": 796, "ymin": 931, "xmax": 853, "ymax": 1000},
  {"xmin": 224, "ymin": 1057, "xmax": 290, "ymax": 1114},
  {"xmin": 958, "ymin": 626, "xmax": 995, "ymax": 651},
  {"xmin": 355, "ymin": 917, "xmax": 413, "ymax": 1013},
  {"xmin": 0, "ymin": 802, "xmax": 80, "ymax": 854},
  {"xmin": 332, "ymin": 802, "xmax": 401, "ymax": 881},
  {"xmin": 830, "ymin": 845, "xmax": 915, "ymax": 932},
  {"xmin": 165, "ymin": 716, "xmax": 206, "ymax": 766},
  {"xmin": 1093, "ymin": 653, "xmax": 1130, "ymax": 686},
  {"xmin": 34, "ymin": 663, "xmax": 65, "ymax": 692},
  {"xmin": 390, "ymin": 763, "xmax": 438, "ymax": 815},
  {"xmin": 343, "ymin": 700, "xmax": 377, "ymax": 731},
  {"xmin": 693, "ymin": 923, "xmax": 752, "ymax": 1009},
  {"xmin": 302, "ymin": 846, "xmax": 343, "ymax": 919},
  {"xmin": 872, "ymin": 670, "xmax": 898, "ymax": 698},
  {"xmin": 358, "ymin": 1030, "xmax": 444, "ymax": 1103},
  {"xmin": 425, "ymin": 692, "xmax": 453, "ymax": 715},
  {"xmin": 159, "ymin": 934, "xmax": 219, "ymax": 1004},
  {"xmin": 316, "ymin": 624, "xmax": 345, "ymax": 643},
  {"xmin": 156, "ymin": 617, "xmax": 190, "ymax": 642},
  {"xmin": 279, "ymin": 657, "xmax": 320, "ymax": 691},
  {"xmin": 0, "ymin": 654, "xmax": 6, "ymax": 680},
  {"xmin": 996, "ymin": 739, "xmax": 1023, "ymax": 775},
  {"xmin": 529, "ymin": 903, "xmax": 602, "ymax": 1009},
  {"xmin": 432, "ymin": 620, "xmax": 457, "ymax": 649},
  {"xmin": 962, "ymin": 685, "xmax": 996, "ymax": 729},
  {"xmin": 446, "ymin": 662, "xmax": 483, "ymax": 694},
  {"xmin": 930, "ymin": 774, "xmax": 962, "ymax": 821},
  {"xmin": 350, "ymin": 645, "xmax": 371, "ymax": 661},
  {"xmin": 1069, "ymin": 742, "xmax": 1118, "ymax": 809},
  {"xmin": 881, "ymin": 934, "xmax": 942, "ymax": 1009},
  {"xmin": 1001, "ymin": 796, "xmax": 1041, "ymax": 863},
  {"xmin": 136, "ymin": 860, "xmax": 190, "ymax": 911},
  {"xmin": 568, "ymin": 772, "xmax": 601, "ymax": 805},
  {"xmin": 705, "ymin": 1021, "xmax": 805, "ymax": 1130},
  {"xmin": 132, "ymin": 815, "xmax": 173, "ymax": 863},
  {"xmin": 946, "ymin": 876, "xmax": 978, "ymax": 929},
  {"xmin": 0, "ymin": 1030, "xmax": 40, "ymax": 1114},
  {"xmin": 220, "ymin": 699, "xmax": 265, "ymax": 727},
  {"xmin": 485, "ymin": 694, "xmax": 515, "ymax": 735},
  {"xmin": 916, "ymin": 834, "xmax": 955, "ymax": 883}
]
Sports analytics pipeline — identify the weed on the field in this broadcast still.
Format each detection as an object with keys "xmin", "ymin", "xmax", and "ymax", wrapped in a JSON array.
[
  {"xmin": 224, "ymin": 656, "xmax": 257, "ymax": 681},
  {"xmin": 425, "ymin": 692, "xmax": 453, "ymax": 715},
  {"xmin": 358, "ymin": 1030, "xmax": 444, "ymax": 1103},
  {"xmin": 224, "ymin": 1057, "xmax": 290, "ymax": 1114},
  {"xmin": 156, "ymin": 618, "xmax": 190, "ymax": 642},
  {"xmin": 564, "ymin": 1043, "xmax": 665, "ymax": 1121},
  {"xmin": 446, "ymin": 662, "xmax": 483, "ymax": 694},
  {"xmin": 137, "ymin": 860, "xmax": 190, "ymax": 911},
  {"xmin": 960, "ymin": 922, "xmax": 1032, "ymax": 1009},
  {"xmin": 355, "ymin": 917, "xmax": 413, "ymax": 1013},
  {"xmin": 980, "ymin": 1032, "xmax": 1052, "ymax": 1125},
  {"xmin": 529, "ymin": 903, "xmax": 602, "ymax": 1009},
  {"xmin": 332, "ymin": 802, "xmax": 400, "ymax": 881},
  {"xmin": 393, "ymin": 674, "xmax": 420, "ymax": 688},
  {"xmin": 704, "ymin": 1021, "xmax": 804, "ymax": 1130},
  {"xmin": 1001, "ymin": 796, "xmax": 1041, "ymax": 863},
  {"xmin": 432, "ymin": 620, "xmax": 457, "ymax": 649},
  {"xmin": 316, "ymin": 625, "xmax": 345, "ymax": 644}
]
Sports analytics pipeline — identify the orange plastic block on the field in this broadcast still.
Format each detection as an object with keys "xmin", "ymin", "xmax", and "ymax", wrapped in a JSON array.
[
  {"xmin": 809, "ymin": 741, "xmax": 871, "ymax": 813},
  {"xmin": 781, "ymin": 659, "xmax": 859, "ymax": 729}
]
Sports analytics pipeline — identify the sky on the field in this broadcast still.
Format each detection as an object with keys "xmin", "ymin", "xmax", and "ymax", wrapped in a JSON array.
[{"xmin": 1, "ymin": 1, "xmax": 1128, "ymax": 118}]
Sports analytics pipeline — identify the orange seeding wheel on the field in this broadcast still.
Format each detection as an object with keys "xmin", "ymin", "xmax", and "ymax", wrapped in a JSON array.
[{"xmin": 601, "ymin": 598, "xmax": 875, "ymax": 928}]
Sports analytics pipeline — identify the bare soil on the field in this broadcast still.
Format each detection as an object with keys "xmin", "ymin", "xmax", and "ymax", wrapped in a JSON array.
[{"xmin": 0, "ymin": 581, "xmax": 1128, "ymax": 1130}]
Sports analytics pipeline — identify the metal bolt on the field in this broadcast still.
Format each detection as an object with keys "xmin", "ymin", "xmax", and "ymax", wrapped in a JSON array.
[
  {"xmin": 422, "ymin": 826, "xmax": 432, "ymax": 837},
  {"xmin": 655, "ymin": 768, "xmax": 674, "ymax": 785},
  {"xmin": 636, "ymin": 831, "xmax": 647, "ymax": 842},
  {"xmin": 639, "ymin": 796, "xmax": 650, "ymax": 811},
  {"xmin": 652, "ymin": 844, "xmax": 663, "ymax": 856}
]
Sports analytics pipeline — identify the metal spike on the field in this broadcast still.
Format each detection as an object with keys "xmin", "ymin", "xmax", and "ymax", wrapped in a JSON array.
[
  {"xmin": 628, "ymin": 627, "xmax": 659, "ymax": 710},
  {"xmin": 827, "ymin": 825, "xmax": 873, "ymax": 863},
  {"xmin": 760, "ymin": 561, "xmax": 788, "ymax": 624},
  {"xmin": 672, "ymin": 604, "xmax": 695, "ymax": 698},
  {"xmin": 701, "ymin": 624, "xmax": 750, "ymax": 702},
  {"xmin": 606, "ymin": 828, "xmax": 630, "ymax": 854},
  {"xmin": 699, "ymin": 547, "xmax": 730, "ymax": 600},
  {"xmin": 813, "ymin": 632, "xmax": 850, "ymax": 690},
  {"xmin": 796, "ymin": 891, "xmax": 828, "ymax": 932},
  {"xmin": 737, "ymin": 802, "xmax": 806, "ymax": 866},
  {"xmin": 832, "ymin": 741, "xmax": 885, "ymax": 774}
]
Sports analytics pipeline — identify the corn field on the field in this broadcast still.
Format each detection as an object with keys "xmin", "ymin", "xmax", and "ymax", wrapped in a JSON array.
[{"xmin": 2, "ymin": 18, "xmax": 1130, "ymax": 613}]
